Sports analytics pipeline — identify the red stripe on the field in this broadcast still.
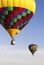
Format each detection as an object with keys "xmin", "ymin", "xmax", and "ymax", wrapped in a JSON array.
[
  {"xmin": 13, "ymin": 10, "xmax": 18, "ymax": 15},
  {"xmin": 15, "ymin": 22, "xmax": 19, "ymax": 26},
  {"xmin": 0, "ymin": 8, "xmax": 3, "ymax": 12},
  {"xmin": 4, "ymin": 22, "xmax": 9, "ymax": 29},
  {"xmin": 24, "ymin": 17, "xmax": 27, "ymax": 21},
  {"xmin": 19, "ymin": 7, "xmax": 24, "ymax": 12},
  {"xmin": 20, "ymin": 19, "xmax": 23, "ymax": 23},
  {"xmin": 5, "ymin": 18, "xmax": 10, "ymax": 22},
  {"xmin": 8, "ymin": 14, "xmax": 14, "ymax": 19},
  {"xmin": 12, "ymin": 25, "xmax": 16, "ymax": 29},
  {"xmin": 27, "ymin": 14, "xmax": 33, "ymax": 19}
]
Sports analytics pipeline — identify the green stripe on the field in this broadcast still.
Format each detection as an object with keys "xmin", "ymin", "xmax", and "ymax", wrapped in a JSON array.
[
  {"xmin": 27, "ymin": 10, "xmax": 31, "ymax": 14},
  {"xmin": 17, "ymin": 15, "xmax": 22, "ymax": 19},
  {"xmin": 8, "ymin": 7, "xmax": 13, "ymax": 11},
  {"xmin": 9, "ymin": 22, "xmax": 13, "ymax": 26},
  {"xmin": 13, "ymin": 18, "xmax": 17, "ymax": 23},
  {"xmin": 4, "ymin": 11, "xmax": 8, "ymax": 15},
  {"xmin": 1, "ymin": 20, "xmax": 4, "ymax": 23},
  {"xmin": 22, "ymin": 12, "xmax": 27, "ymax": 16},
  {"xmin": 1, "ymin": 15, "xmax": 5, "ymax": 19}
]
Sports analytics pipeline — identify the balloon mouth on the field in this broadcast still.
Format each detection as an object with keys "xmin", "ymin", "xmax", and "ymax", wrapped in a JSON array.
[{"xmin": 7, "ymin": 29, "xmax": 20, "ymax": 38}]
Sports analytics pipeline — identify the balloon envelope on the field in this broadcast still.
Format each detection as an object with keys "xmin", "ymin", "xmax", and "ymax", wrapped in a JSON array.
[
  {"xmin": 28, "ymin": 44, "xmax": 38, "ymax": 55},
  {"xmin": 0, "ymin": 0, "xmax": 36, "ymax": 38}
]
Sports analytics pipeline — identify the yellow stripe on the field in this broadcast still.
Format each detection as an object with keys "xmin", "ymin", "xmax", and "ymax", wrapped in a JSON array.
[
  {"xmin": 7, "ymin": 0, "xmax": 13, "ymax": 7},
  {"xmin": 0, "ymin": 0, "xmax": 36, "ymax": 13},
  {"xmin": 24, "ymin": 0, "xmax": 36, "ymax": 13},
  {"xmin": 1, "ymin": 0, "xmax": 7, "ymax": 7},
  {"xmin": 19, "ymin": 0, "xmax": 24, "ymax": 7},
  {"xmin": 13, "ymin": 0, "xmax": 19, "ymax": 7},
  {"xmin": 0, "ymin": 0, "xmax": 2, "ymax": 8}
]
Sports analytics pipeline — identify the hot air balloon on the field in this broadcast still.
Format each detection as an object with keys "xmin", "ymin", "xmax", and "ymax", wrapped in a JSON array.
[
  {"xmin": 0, "ymin": 0, "xmax": 36, "ymax": 45},
  {"xmin": 28, "ymin": 44, "xmax": 38, "ymax": 55}
]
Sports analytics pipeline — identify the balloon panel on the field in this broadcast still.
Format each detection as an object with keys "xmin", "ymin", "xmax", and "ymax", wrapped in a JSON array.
[{"xmin": 0, "ymin": 7, "xmax": 34, "ymax": 30}]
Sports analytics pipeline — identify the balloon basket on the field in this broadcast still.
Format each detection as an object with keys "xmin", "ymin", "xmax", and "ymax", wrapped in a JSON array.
[{"xmin": 11, "ymin": 38, "xmax": 15, "ymax": 45}]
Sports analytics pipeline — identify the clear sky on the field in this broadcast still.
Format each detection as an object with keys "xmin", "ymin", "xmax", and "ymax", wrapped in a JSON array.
[{"xmin": 0, "ymin": 0, "xmax": 44, "ymax": 65}]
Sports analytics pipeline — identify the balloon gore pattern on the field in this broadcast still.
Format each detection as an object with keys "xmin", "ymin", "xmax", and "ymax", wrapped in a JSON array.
[{"xmin": 0, "ymin": 7, "xmax": 33, "ymax": 30}]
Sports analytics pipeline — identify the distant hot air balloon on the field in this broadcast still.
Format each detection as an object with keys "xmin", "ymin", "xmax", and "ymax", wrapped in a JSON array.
[
  {"xmin": 0, "ymin": 0, "xmax": 36, "ymax": 45},
  {"xmin": 28, "ymin": 44, "xmax": 38, "ymax": 55}
]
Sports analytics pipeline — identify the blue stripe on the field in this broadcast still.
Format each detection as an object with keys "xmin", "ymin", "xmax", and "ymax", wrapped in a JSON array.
[
  {"xmin": 3, "ymin": 7, "xmax": 8, "ymax": 11},
  {"xmin": 24, "ymin": 9, "xmax": 28, "ymax": 12},
  {"xmin": 18, "ymin": 12, "xmax": 22, "ymax": 15},
  {"xmin": 14, "ymin": 15, "xmax": 17, "ymax": 18}
]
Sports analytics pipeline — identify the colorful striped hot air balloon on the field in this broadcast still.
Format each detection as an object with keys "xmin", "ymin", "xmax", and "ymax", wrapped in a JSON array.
[{"xmin": 0, "ymin": 0, "xmax": 36, "ymax": 45}]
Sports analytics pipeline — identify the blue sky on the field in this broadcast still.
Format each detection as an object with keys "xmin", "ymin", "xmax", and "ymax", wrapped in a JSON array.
[{"xmin": 0, "ymin": 0, "xmax": 44, "ymax": 65}]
